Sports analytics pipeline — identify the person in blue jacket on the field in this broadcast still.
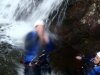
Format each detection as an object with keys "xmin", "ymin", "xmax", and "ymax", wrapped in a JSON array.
[
  {"xmin": 23, "ymin": 20, "xmax": 55, "ymax": 75},
  {"xmin": 76, "ymin": 52, "xmax": 100, "ymax": 75},
  {"xmin": 87, "ymin": 52, "xmax": 100, "ymax": 75}
]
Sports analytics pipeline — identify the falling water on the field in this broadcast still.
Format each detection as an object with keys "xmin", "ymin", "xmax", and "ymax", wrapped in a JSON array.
[
  {"xmin": 0, "ymin": 0, "xmax": 69, "ymax": 75},
  {"xmin": 0, "ymin": 0, "xmax": 68, "ymax": 48}
]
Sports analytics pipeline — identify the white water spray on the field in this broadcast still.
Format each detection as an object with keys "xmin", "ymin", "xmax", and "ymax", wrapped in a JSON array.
[
  {"xmin": 0, "ymin": 0, "xmax": 68, "ymax": 47},
  {"xmin": 0, "ymin": 0, "xmax": 69, "ymax": 75}
]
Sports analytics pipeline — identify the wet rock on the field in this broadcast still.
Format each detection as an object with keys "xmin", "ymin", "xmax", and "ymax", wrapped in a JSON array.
[{"xmin": 51, "ymin": 0, "xmax": 100, "ymax": 74}]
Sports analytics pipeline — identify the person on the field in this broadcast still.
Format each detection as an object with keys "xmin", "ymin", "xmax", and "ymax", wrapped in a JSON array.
[
  {"xmin": 23, "ymin": 20, "xmax": 55, "ymax": 75},
  {"xmin": 87, "ymin": 52, "xmax": 100, "ymax": 75},
  {"xmin": 75, "ymin": 52, "xmax": 100, "ymax": 75}
]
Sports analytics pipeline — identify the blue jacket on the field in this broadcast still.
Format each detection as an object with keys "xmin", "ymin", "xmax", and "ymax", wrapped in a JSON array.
[
  {"xmin": 88, "ymin": 66, "xmax": 100, "ymax": 75},
  {"xmin": 24, "ymin": 31, "xmax": 54, "ymax": 64},
  {"xmin": 82, "ymin": 56, "xmax": 100, "ymax": 75}
]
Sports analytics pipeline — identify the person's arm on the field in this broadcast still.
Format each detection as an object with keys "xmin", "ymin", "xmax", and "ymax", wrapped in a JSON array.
[{"xmin": 75, "ymin": 55, "xmax": 92, "ymax": 62}]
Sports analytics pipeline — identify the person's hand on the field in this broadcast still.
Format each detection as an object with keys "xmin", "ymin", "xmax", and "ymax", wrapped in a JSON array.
[{"xmin": 75, "ymin": 56, "xmax": 82, "ymax": 60}]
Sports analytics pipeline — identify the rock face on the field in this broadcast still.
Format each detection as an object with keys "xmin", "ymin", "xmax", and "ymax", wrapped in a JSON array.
[
  {"xmin": 0, "ymin": 42, "xmax": 23, "ymax": 75},
  {"xmin": 51, "ymin": 0, "xmax": 100, "ymax": 74}
]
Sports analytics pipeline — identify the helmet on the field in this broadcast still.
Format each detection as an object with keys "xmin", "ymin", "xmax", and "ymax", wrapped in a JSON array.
[
  {"xmin": 97, "ymin": 52, "xmax": 100, "ymax": 58},
  {"xmin": 34, "ymin": 20, "xmax": 45, "ymax": 27}
]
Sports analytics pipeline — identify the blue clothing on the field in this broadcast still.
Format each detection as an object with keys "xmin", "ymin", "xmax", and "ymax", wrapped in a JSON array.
[
  {"xmin": 24, "ymin": 31, "xmax": 54, "ymax": 64},
  {"xmin": 88, "ymin": 66, "xmax": 100, "ymax": 75},
  {"xmin": 45, "ymin": 38, "xmax": 55, "ymax": 53},
  {"xmin": 24, "ymin": 31, "xmax": 41, "ymax": 63},
  {"xmin": 82, "ymin": 56, "xmax": 100, "ymax": 75}
]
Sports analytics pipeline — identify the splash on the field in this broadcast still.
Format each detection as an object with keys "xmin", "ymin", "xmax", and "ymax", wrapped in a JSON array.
[
  {"xmin": 0, "ymin": 19, "xmax": 33, "ymax": 48},
  {"xmin": 0, "ymin": 0, "xmax": 68, "ymax": 47}
]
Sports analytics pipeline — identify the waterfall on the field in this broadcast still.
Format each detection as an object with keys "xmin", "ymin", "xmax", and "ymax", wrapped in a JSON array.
[
  {"xmin": 0, "ymin": 0, "xmax": 68, "ymax": 47},
  {"xmin": 0, "ymin": 0, "xmax": 69, "ymax": 75}
]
